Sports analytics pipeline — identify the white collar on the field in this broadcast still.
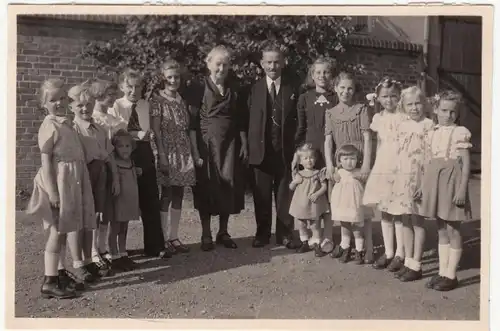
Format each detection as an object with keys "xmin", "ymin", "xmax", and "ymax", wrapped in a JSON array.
[{"xmin": 266, "ymin": 76, "xmax": 281, "ymax": 89}]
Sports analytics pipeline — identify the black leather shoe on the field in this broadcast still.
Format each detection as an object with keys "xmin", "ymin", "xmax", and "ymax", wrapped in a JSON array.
[
  {"xmin": 433, "ymin": 276, "xmax": 459, "ymax": 291},
  {"xmin": 400, "ymin": 268, "xmax": 423, "ymax": 282},
  {"xmin": 41, "ymin": 276, "xmax": 76, "ymax": 299},
  {"xmin": 425, "ymin": 274, "xmax": 444, "ymax": 289},
  {"xmin": 216, "ymin": 233, "xmax": 238, "ymax": 249},
  {"xmin": 387, "ymin": 256, "xmax": 405, "ymax": 272},
  {"xmin": 372, "ymin": 254, "xmax": 393, "ymax": 270},
  {"xmin": 252, "ymin": 237, "xmax": 270, "ymax": 248},
  {"xmin": 395, "ymin": 266, "xmax": 410, "ymax": 279},
  {"xmin": 201, "ymin": 237, "xmax": 215, "ymax": 251},
  {"xmin": 282, "ymin": 237, "xmax": 300, "ymax": 250}
]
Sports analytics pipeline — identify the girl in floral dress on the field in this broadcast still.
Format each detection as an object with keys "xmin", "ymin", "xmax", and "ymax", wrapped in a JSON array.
[
  {"xmin": 363, "ymin": 77, "xmax": 407, "ymax": 272},
  {"xmin": 151, "ymin": 59, "xmax": 197, "ymax": 254},
  {"xmin": 386, "ymin": 86, "xmax": 434, "ymax": 282}
]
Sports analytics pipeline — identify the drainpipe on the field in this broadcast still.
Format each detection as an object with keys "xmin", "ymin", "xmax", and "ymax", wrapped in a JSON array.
[{"xmin": 421, "ymin": 16, "xmax": 430, "ymax": 94}]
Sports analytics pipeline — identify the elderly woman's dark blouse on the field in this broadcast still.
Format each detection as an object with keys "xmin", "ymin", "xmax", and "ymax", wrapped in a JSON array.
[{"xmin": 186, "ymin": 76, "xmax": 247, "ymax": 216}]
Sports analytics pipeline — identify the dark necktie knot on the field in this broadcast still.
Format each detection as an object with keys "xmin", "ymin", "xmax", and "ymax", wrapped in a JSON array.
[{"xmin": 270, "ymin": 82, "xmax": 277, "ymax": 102}]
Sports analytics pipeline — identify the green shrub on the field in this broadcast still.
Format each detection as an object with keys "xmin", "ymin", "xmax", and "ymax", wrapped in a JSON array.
[{"xmin": 81, "ymin": 15, "xmax": 365, "ymax": 97}]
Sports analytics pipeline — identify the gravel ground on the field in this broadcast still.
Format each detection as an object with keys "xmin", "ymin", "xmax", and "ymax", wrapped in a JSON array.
[{"xmin": 14, "ymin": 179, "xmax": 481, "ymax": 320}]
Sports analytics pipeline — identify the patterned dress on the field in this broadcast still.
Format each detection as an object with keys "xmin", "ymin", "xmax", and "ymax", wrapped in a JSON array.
[
  {"xmin": 150, "ymin": 92, "xmax": 196, "ymax": 187},
  {"xmin": 386, "ymin": 117, "xmax": 434, "ymax": 215},
  {"xmin": 363, "ymin": 110, "xmax": 407, "ymax": 211}
]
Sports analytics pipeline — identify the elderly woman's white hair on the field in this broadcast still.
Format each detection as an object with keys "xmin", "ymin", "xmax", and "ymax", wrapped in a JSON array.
[{"xmin": 205, "ymin": 45, "xmax": 232, "ymax": 65}]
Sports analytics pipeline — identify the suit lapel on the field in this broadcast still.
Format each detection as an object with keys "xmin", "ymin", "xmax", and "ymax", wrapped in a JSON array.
[{"xmin": 257, "ymin": 78, "xmax": 268, "ymax": 130}]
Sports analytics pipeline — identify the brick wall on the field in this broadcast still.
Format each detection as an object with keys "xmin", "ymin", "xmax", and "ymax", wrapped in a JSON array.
[{"xmin": 15, "ymin": 17, "xmax": 422, "ymax": 206}]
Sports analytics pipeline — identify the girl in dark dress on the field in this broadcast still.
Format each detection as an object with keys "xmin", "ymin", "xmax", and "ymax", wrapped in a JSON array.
[
  {"xmin": 188, "ymin": 45, "xmax": 248, "ymax": 251},
  {"xmin": 294, "ymin": 57, "xmax": 338, "ymax": 256}
]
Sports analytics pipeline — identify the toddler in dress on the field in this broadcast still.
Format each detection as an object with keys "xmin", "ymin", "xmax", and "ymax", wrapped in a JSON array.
[
  {"xmin": 108, "ymin": 130, "xmax": 141, "ymax": 272},
  {"xmin": 289, "ymin": 144, "xmax": 329, "ymax": 256},
  {"xmin": 362, "ymin": 77, "xmax": 407, "ymax": 272},
  {"xmin": 418, "ymin": 90, "xmax": 472, "ymax": 292},
  {"xmin": 330, "ymin": 144, "xmax": 366, "ymax": 264}
]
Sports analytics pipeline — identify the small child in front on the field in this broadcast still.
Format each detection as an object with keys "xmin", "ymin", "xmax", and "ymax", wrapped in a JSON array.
[
  {"xmin": 289, "ymin": 144, "xmax": 329, "ymax": 256},
  {"xmin": 330, "ymin": 144, "xmax": 366, "ymax": 264},
  {"xmin": 108, "ymin": 129, "xmax": 141, "ymax": 271},
  {"xmin": 69, "ymin": 82, "xmax": 119, "ymax": 279}
]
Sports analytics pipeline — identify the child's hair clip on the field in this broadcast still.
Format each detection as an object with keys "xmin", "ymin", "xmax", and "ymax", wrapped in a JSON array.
[{"xmin": 366, "ymin": 92, "xmax": 377, "ymax": 106}]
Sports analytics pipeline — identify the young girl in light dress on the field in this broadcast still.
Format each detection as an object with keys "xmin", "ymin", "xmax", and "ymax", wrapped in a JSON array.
[
  {"xmin": 324, "ymin": 72, "xmax": 374, "ymax": 264},
  {"xmin": 108, "ymin": 129, "xmax": 141, "ymax": 272},
  {"xmin": 330, "ymin": 144, "xmax": 366, "ymax": 264},
  {"xmin": 419, "ymin": 90, "xmax": 472, "ymax": 292},
  {"xmin": 386, "ymin": 86, "xmax": 434, "ymax": 282},
  {"xmin": 151, "ymin": 59, "xmax": 197, "ymax": 255},
  {"xmin": 363, "ymin": 77, "xmax": 407, "ymax": 272},
  {"xmin": 26, "ymin": 78, "xmax": 95, "ymax": 299},
  {"xmin": 289, "ymin": 144, "xmax": 329, "ymax": 256}
]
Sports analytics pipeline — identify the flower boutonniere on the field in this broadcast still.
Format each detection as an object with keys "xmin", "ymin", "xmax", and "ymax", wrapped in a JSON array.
[{"xmin": 314, "ymin": 94, "xmax": 330, "ymax": 106}]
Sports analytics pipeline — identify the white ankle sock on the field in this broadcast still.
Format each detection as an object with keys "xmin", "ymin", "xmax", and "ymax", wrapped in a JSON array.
[
  {"xmin": 98, "ymin": 224, "xmax": 108, "ymax": 254},
  {"xmin": 355, "ymin": 237, "xmax": 364, "ymax": 252},
  {"xmin": 73, "ymin": 260, "xmax": 85, "ymax": 269},
  {"xmin": 438, "ymin": 244, "xmax": 450, "ymax": 277},
  {"xmin": 446, "ymin": 248, "xmax": 462, "ymax": 279},
  {"xmin": 58, "ymin": 244, "xmax": 67, "ymax": 271},
  {"xmin": 381, "ymin": 221, "xmax": 394, "ymax": 258},
  {"xmin": 169, "ymin": 208, "xmax": 181, "ymax": 240},
  {"xmin": 44, "ymin": 252, "xmax": 59, "ymax": 276},
  {"xmin": 395, "ymin": 222, "xmax": 405, "ymax": 258},
  {"xmin": 160, "ymin": 211, "xmax": 169, "ymax": 241},
  {"xmin": 340, "ymin": 234, "xmax": 350, "ymax": 249}
]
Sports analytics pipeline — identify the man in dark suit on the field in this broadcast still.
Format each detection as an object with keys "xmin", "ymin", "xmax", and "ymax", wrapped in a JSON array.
[{"xmin": 247, "ymin": 44, "xmax": 300, "ymax": 249}]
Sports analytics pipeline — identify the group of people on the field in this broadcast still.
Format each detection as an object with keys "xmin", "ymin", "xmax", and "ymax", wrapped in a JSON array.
[{"xmin": 25, "ymin": 42, "xmax": 473, "ymax": 300}]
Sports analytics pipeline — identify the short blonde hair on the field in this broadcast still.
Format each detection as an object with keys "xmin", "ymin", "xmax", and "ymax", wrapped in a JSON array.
[
  {"xmin": 205, "ymin": 45, "xmax": 231, "ymax": 65},
  {"xmin": 398, "ymin": 86, "xmax": 431, "ymax": 116},
  {"xmin": 39, "ymin": 78, "xmax": 65, "ymax": 108},
  {"xmin": 89, "ymin": 79, "xmax": 118, "ymax": 100},
  {"xmin": 68, "ymin": 81, "xmax": 93, "ymax": 104}
]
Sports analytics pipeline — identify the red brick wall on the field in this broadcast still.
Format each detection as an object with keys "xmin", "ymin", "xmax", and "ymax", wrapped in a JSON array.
[{"xmin": 15, "ymin": 18, "xmax": 422, "ymax": 205}]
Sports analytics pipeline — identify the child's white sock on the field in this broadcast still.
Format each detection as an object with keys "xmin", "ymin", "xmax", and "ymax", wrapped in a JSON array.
[
  {"xmin": 160, "ymin": 211, "xmax": 169, "ymax": 242},
  {"xmin": 412, "ymin": 258, "xmax": 422, "ymax": 272},
  {"xmin": 438, "ymin": 244, "xmax": 450, "ymax": 276},
  {"xmin": 169, "ymin": 208, "xmax": 181, "ymax": 240},
  {"xmin": 404, "ymin": 257, "xmax": 410, "ymax": 268},
  {"xmin": 44, "ymin": 252, "xmax": 59, "ymax": 276},
  {"xmin": 381, "ymin": 221, "xmax": 394, "ymax": 258},
  {"xmin": 72, "ymin": 260, "xmax": 85, "ymax": 269},
  {"xmin": 58, "ymin": 243, "xmax": 67, "ymax": 271},
  {"xmin": 98, "ymin": 223, "xmax": 108, "ymax": 254},
  {"xmin": 446, "ymin": 248, "xmax": 462, "ymax": 279},
  {"xmin": 354, "ymin": 237, "xmax": 364, "ymax": 252},
  {"xmin": 340, "ymin": 234, "xmax": 351, "ymax": 249},
  {"xmin": 395, "ymin": 221, "xmax": 405, "ymax": 259}
]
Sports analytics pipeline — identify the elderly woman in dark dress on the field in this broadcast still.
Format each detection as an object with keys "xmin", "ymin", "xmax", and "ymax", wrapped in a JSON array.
[{"xmin": 187, "ymin": 45, "xmax": 248, "ymax": 252}]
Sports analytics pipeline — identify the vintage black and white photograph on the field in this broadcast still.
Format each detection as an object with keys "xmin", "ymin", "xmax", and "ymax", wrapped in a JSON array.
[{"xmin": 7, "ymin": 4, "xmax": 491, "ymax": 327}]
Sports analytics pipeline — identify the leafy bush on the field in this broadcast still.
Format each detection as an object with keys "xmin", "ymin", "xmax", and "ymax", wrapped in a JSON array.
[{"xmin": 81, "ymin": 15, "xmax": 365, "ymax": 97}]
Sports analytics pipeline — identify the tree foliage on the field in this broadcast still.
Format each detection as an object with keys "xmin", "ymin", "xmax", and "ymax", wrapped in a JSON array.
[{"xmin": 81, "ymin": 15, "xmax": 365, "ymax": 97}]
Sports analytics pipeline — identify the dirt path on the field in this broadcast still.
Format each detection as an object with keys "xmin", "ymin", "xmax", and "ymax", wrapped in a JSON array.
[{"xmin": 14, "ymin": 179, "xmax": 481, "ymax": 319}]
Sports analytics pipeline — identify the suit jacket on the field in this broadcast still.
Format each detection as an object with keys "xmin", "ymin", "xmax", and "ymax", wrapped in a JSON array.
[{"xmin": 247, "ymin": 76, "xmax": 299, "ymax": 167}]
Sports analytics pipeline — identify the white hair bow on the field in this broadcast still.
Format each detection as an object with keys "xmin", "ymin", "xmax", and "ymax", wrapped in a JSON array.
[{"xmin": 366, "ymin": 93, "xmax": 377, "ymax": 106}]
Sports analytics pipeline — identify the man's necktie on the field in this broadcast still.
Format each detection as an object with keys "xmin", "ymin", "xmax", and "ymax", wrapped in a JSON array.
[
  {"xmin": 270, "ymin": 81, "xmax": 277, "ymax": 103},
  {"xmin": 127, "ymin": 103, "xmax": 142, "ymax": 132}
]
